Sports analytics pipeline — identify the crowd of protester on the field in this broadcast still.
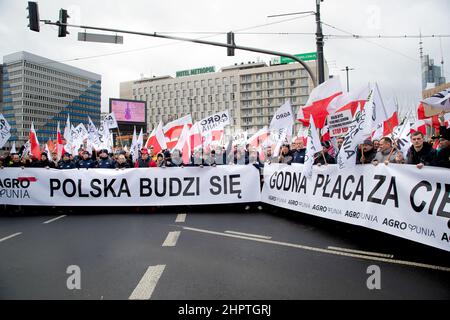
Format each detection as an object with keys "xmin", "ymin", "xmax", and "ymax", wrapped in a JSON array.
[{"xmin": 1, "ymin": 112, "xmax": 449, "ymax": 171}]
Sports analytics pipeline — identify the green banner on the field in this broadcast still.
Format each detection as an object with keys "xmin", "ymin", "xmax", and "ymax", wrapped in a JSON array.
[
  {"xmin": 279, "ymin": 52, "xmax": 317, "ymax": 64},
  {"xmin": 176, "ymin": 66, "xmax": 215, "ymax": 78}
]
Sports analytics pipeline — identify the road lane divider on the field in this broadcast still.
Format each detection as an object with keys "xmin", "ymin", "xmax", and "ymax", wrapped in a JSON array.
[
  {"xmin": 129, "ymin": 265, "xmax": 166, "ymax": 300},
  {"xmin": 162, "ymin": 231, "xmax": 181, "ymax": 247},
  {"xmin": 0, "ymin": 232, "xmax": 22, "ymax": 243},
  {"xmin": 43, "ymin": 215, "xmax": 67, "ymax": 224},
  {"xmin": 182, "ymin": 226, "xmax": 450, "ymax": 272},
  {"xmin": 175, "ymin": 214, "xmax": 186, "ymax": 223},
  {"xmin": 225, "ymin": 230, "xmax": 272, "ymax": 240},
  {"xmin": 327, "ymin": 246, "xmax": 394, "ymax": 259}
]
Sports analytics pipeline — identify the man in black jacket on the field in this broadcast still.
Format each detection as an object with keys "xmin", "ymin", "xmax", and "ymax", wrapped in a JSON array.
[
  {"xmin": 35, "ymin": 152, "xmax": 55, "ymax": 168},
  {"xmin": 406, "ymin": 131, "xmax": 436, "ymax": 169},
  {"xmin": 432, "ymin": 130, "xmax": 450, "ymax": 169}
]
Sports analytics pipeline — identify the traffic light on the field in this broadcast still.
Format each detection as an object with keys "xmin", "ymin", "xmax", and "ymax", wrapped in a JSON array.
[
  {"xmin": 27, "ymin": 2, "xmax": 40, "ymax": 32},
  {"xmin": 227, "ymin": 32, "xmax": 235, "ymax": 56},
  {"xmin": 58, "ymin": 9, "xmax": 69, "ymax": 37}
]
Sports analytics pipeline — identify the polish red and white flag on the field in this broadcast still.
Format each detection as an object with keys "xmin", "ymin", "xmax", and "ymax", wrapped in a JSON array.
[
  {"xmin": 146, "ymin": 121, "xmax": 167, "ymax": 154},
  {"xmin": 163, "ymin": 115, "xmax": 192, "ymax": 149},
  {"xmin": 29, "ymin": 122, "xmax": 41, "ymax": 160},
  {"xmin": 297, "ymin": 77, "xmax": 342, "ymax": 129}
]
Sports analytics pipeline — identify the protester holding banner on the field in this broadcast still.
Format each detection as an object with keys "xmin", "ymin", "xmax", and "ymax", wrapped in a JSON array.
[
  {"xmin": 356, "ymin": 140, "xmax": 377, "ymax": 164},
  {"xmin": 50, "ymin": 151, "xmax": 60, "ymax": 168},
  {"xmin": 291, "ymin": 138, "xmax": 306, "ymax": 164},
  {"xmin": 373, "ymin": 137, "xmax": 398, "ymax": 165},
  {"xmin": 202, "ymin": 150, "xmax": 217, "ymax": 167},
  {"xmin": 115, "ymin": 154, "xmax": 131, "ymax": 169},
  {"xmin": 77, "ymin": 151, "xmax": 96, "ymax": 169},
  {"xmin": 97, "ymin": 149, "xmax": 116, "ymax": 169},
  {"xmin": 431, "ymin": 130, "xmax": 450, "ymax": 168},
  {"xmin": 159, "ymin": 150, "xmax": 176, "ymax": 168},
  {"xmin": 278, "ymin": 144, "xmax": 293, "ymax": 165},
  {"xmin": 73, "ymin": 148, "xmax": 84, "ymax": 163},
  {"xmin": 135, "ymin": 148, "xmax": 157, "ymax": 168},
  {"xmin": 406, "ymin": 132, "xmax": 436, "ymax": 168},
  {"xmin": 171, "ymin": 149, "xmax": 185, "ymax": 167},
  {"xmin": 156, "ymin": 152, "xmax": 164, "ymax": 167},
  {"xmin": 314, "ymin": 141, "xmax": 336, "ymax": 165},
  {"xmin": 57, "ymin": 152, "xmax": 76, "ymax": 169},
  {"xmin": 7, "ymin": 154, "xmax": 25, "ymax": 168},
  {"xmin": 34, "ymin": 153, "xmax": 55, "ymax": 168}
]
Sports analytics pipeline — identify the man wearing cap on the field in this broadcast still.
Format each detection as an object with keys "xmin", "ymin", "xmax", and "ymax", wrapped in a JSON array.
[
  {"xmin": 135, "ymin": 148, "xmax": 157, "ymax": 168},
  {"xmin": 432, "ymin": 130, "xmax": 450, "ymax": 168},
  {"xmin": 356, "ymin": 140, "xmax": 377, "ymax": 164},
  {"xmin": 97, "ymin": 149, "xmax": 115, "ymax": 169},
  {"xmin": 57, "ymin": 152, "xmax": 76, "ymax": 169},
  {"xmin": 77, "ymin": 150, "xmax": 96, "ymax": 169}
]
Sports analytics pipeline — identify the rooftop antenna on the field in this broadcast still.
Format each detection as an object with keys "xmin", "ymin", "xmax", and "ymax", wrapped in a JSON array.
[
  {"xmin": 439, "ymin": 36, "xmax": 445, "ymax": 78},
  {"xmin": 419, "ymin": 30, "xmax": 423, "ymax": 60}
]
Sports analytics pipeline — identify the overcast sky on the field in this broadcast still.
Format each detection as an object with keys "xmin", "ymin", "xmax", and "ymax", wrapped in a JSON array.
[{"xmin": 1, "ymin": 0, "xmax": 449, "ymax": 114}]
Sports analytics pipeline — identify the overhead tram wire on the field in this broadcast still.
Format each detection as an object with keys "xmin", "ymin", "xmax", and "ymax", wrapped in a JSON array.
[
  {"xmin": 38, "ymin": 13, "xmax": 315, "ymax": 65},
  {"xmin": 321, "ymin": 21, "xmax": 419, "ymax": 62}
]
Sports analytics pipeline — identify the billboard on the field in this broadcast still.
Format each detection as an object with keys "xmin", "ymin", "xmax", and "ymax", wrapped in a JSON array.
[{"xmin": 109, "ymin": 98, "xmax": 146, "ymax": 124}]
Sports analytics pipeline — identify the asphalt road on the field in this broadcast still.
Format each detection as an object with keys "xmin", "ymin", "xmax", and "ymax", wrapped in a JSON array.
[{"xmin": 0, "ymin": 204, "xmax": 449, "ymax": 300}]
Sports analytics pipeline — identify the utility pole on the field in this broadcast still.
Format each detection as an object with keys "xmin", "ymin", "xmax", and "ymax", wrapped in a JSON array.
[
  {"xmin": 268, "ymin": 0, "xmax": 326, "ymax": 85},
  {"xmin": 340, "ymin": 66, "xmax": 354, "ymax": 92},
  {"xmin": 316, "ymin": 0, "xmax": 325, "ymax": 84}
]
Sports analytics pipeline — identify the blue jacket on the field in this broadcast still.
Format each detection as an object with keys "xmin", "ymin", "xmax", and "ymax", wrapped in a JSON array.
[
  {"xmin": 97, "ymin": 158, "xmax": 116, "ymax": 169},
  {"xmin": 58, "ymin": 160, "xmax": 76, "ymax": 169},
  {"xmin": 291, "ymin": 149, "xmax": 306, "ymax": 164},
  {"xmin": 77, "ymin": 159, "xmax": 96, "ymax": 169}
]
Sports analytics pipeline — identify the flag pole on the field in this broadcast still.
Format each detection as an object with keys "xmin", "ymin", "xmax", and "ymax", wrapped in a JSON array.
[{"xmin": 116, "ymin": 126, "xmax": 124, "ymax": 149}]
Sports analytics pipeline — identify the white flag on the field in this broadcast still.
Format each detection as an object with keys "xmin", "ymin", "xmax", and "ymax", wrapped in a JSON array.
[
  {"xmin": 10, "ymin": 141, "xmax": 16, "ymax": 154},
  {"xmin": 0, "ymin": 114, "xmax": 11, "ymax": 148},
  {"xmin": 87, "ymin": 116, "xmax": 101, "ymax": 150},
  {"xmin": 422, "ymin": 88, "xmax": 450, "ymax": 111},
  {"xmin": 98, "ymin": 120, "xmax": 112, "ymax": 152},
  {"xmin": 137, "ymin": 127, "xmax": 143, "ymax": 151},
  {"xmin": 198, "ymin": 110, "xmax": 230, "ymax": 134},
  {"xmin": 63, "ymin": 114, "xmax": 72, "ymax": 142},
  {"xmin": 337, "ymin": 102, "xmax": 371, "ymax": 170},
  {"xmin": 104, "ymin": 112, "xmax": 118, "ymax": 129},
  {"xmin": 232, "ymin": 131, "xmax": 248, "ymax": 147},
  {"xmin": 303, "ymin": 115, "xmax": 323, "ymax": 179},
  {"xmin": 269, "ymin": 100, "xmax": 294, "ymax": 157},
  {"xmin": 130, "ymin": 126, "xmax": 138, "ymax": 162}
]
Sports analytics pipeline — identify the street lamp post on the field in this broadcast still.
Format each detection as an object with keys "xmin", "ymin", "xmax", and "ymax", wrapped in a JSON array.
[{"xmin": 341, "ymin": 66, "xmax": 354, "ymax": 92}]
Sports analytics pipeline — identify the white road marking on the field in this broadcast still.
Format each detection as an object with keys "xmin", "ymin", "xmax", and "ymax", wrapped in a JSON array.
[
  {"xmin": 162, "ymin": 231, "xmax": 181, "ymax": 247},
  {"xmin": 225, "ymin": 230, "xmax": 272, "ymax": 239},
  {"xmin": 43, "ymin": 215, "xmax": 66, "ymax": 224},
  {"xmin": 182, "ymin": 226, "xmax": 450, "ymax": 273},
  {"xmin": 327, "ymin": 246, "xmax": 394, "ymax": 259},
  {"xmin": 175, "ymin": 214, "xmax": 186, "ymax": 223},
  {"xmin": 129, "ymin": 265, "xmax": 166, "ymax": 300},
  {"xmin": 0, "ymin": 232, "xmax": 22, "ymax": 243}
]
